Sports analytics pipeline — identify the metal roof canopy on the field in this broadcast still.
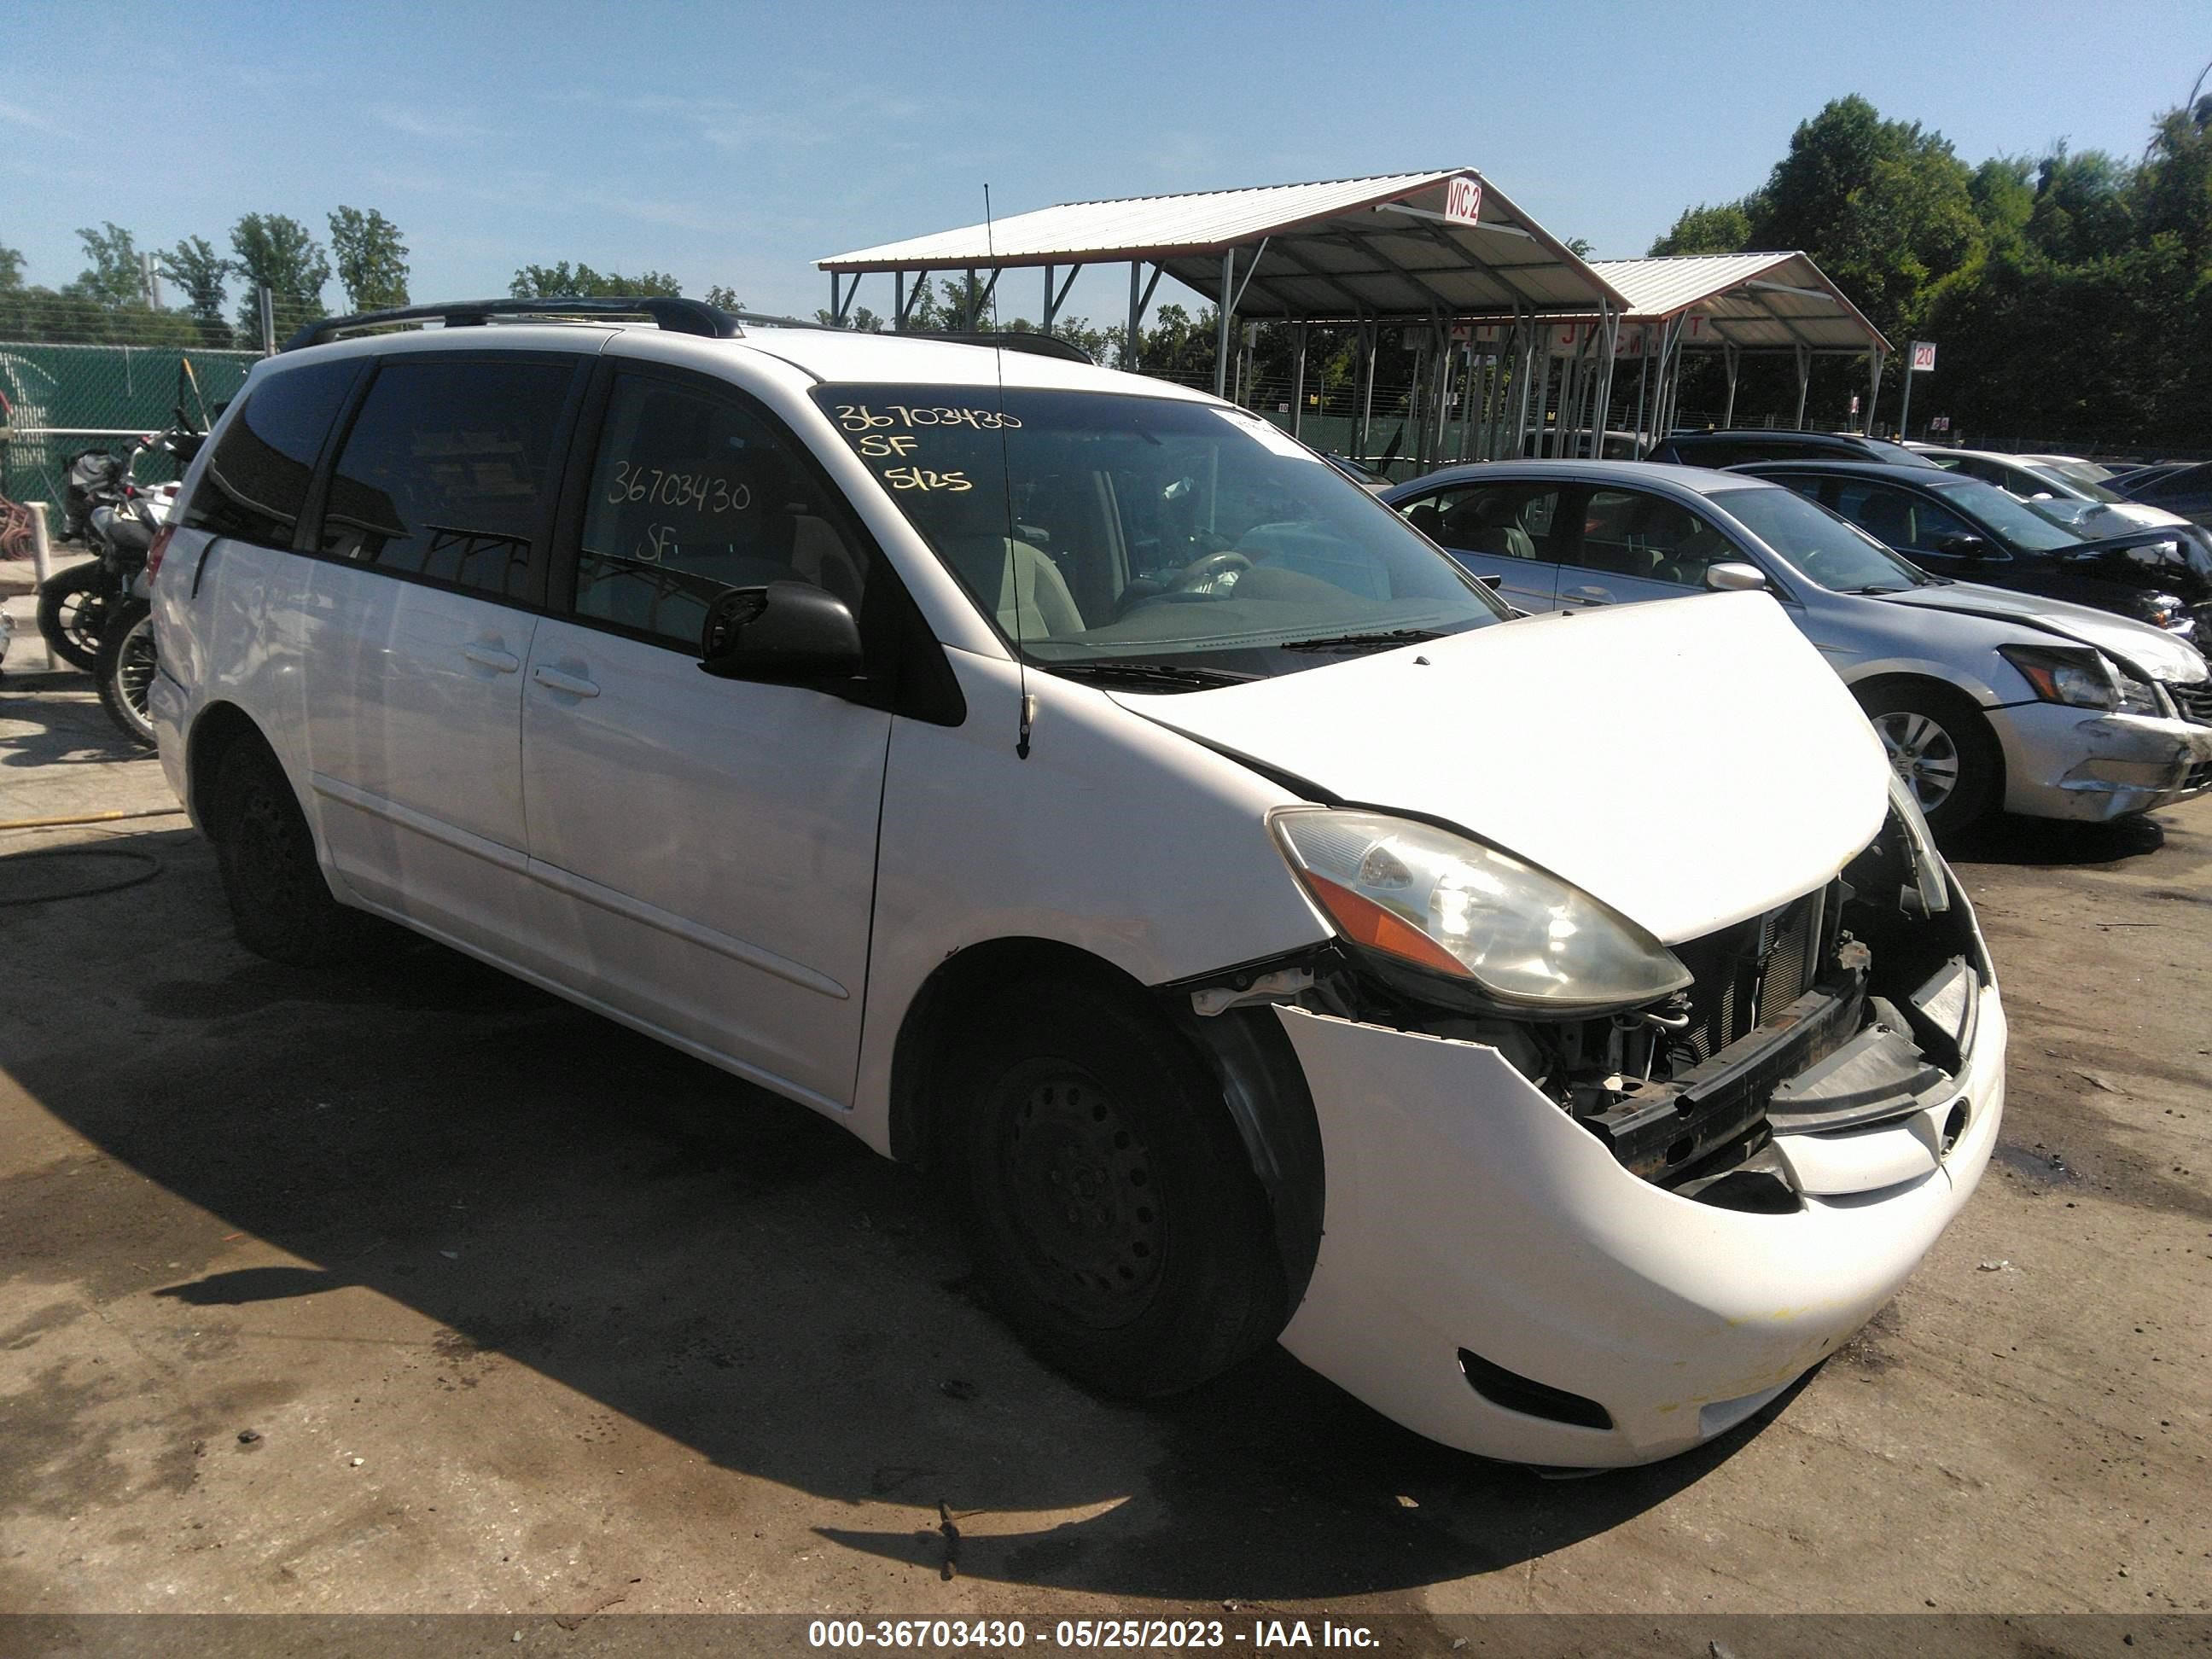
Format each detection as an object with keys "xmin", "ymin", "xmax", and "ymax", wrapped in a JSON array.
[
  {"xmin": 818, "ymin": 169, "xmax": 1625, "ymax": 324},
  {"xmin": 1452, "ymin": 252, "xmax": 1895, "ymax": 449},
  {"xmin": 818, "ymin": 170, "xmax": 1630, "ymax": 469}
]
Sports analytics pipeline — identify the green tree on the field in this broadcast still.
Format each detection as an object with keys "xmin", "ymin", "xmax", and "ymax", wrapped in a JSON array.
[
  {"xmin": 1649, "ymin": 201, "xmax": 1756, "ymax": 255},
  {"xmin": 69, "ymin": 222, "xmax": 146, "ymax": 306},
  {"xmin": 2134, "ymin": 98, "xmax": 2212, "ymax": 264},
  {"xmin": 328, "ymin": 207, "xmax": 410, "ymax": 311},
  {"xmin": 229, "ymin": 212, "xmax": 331, "ymax": 337},
  {"xmin": 0, "ymin": 236, "xmax": 23, "ymax": 290},
  {"xmin": 508, "ymin": 263, "xmax": 682, "ymax": 299},
  {"xmin": 160, "ymin": 236, "xmax": 233, "ymax": 344},
  {"xmin": 705, "ymin": 283, "xmax": 744, "ymax": 310},
  {"xmin": 2023, "ymin": 147, "xmax": 2136, "ymax": 265}
]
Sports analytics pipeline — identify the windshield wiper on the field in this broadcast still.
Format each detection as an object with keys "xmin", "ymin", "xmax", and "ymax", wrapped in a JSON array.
[
  {"xmin": 1277, "ymin": 627, "xmax": 1447, "ymax": 653},
  {"xmin": 1842, "ymin": 584, "xmax": 1911, "ymax": 595},
  {"xmin": 1046, "ymin": 659, "xmax": 1258, "ymax": 689}
]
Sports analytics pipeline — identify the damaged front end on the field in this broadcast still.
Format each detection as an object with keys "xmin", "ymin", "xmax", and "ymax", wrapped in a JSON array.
[
  {"xmin": 1171, "ymin": 780, "xmax": 2004, "ymax": 1467},
  {"xmin": 1194, "ymin": 777, "xmax": 1992, "ymax": 1214}
]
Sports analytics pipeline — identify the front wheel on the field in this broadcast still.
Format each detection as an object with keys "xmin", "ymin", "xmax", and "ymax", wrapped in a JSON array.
[
  {"xmin": 38, "ymin": 563, "xmax": 110, "ymax": 671},
  {"xmin": 946, "ymin": 979, "xmax": 1286, "ymax": 1399},
  {"xmin": 1855, "ymin": 681, "xmax": 2000, "ymax": 840},
  {"xmin": 93, "ymin": 599, "xmax": 158, "ymax": 749}
]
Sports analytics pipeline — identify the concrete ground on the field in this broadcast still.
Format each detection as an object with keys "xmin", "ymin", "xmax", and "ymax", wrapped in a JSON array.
[{"xmin": 3, "ymin": 616, "xmax": 2209, "ymax": 1635}]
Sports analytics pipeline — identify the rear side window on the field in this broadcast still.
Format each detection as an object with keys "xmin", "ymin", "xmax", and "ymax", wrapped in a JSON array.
[
  {"xmin": 318, "ymin": 358, "xmax": 577, "ymax": 601},
  {"xmin": 180, "ymin": 359, "xmax": 357, "ymax": 546},
  {"xmin": 1400, "ymin": 481, "xmax": 1562, "ymax": 562}
]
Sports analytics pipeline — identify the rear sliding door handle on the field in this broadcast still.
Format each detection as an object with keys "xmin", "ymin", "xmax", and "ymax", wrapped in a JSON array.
[
  {"xmin": 532, "ymin": 665, "xmax": 601, "ymax": 698},
  {"xmin": 461, "ymin": 643, "xmax": 521, "ymax": 672}
]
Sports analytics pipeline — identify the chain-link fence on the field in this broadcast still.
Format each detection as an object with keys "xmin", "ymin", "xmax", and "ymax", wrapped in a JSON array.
[{"xmin": 0, "ymin": 288, "xmax": 335, "ymax": 544}]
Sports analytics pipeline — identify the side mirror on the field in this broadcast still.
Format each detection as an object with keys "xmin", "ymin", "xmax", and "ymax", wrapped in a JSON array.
[
  {"xmin": 1937, "ymin": 534, "xmax": 1989, "ymax": 560},
  {"xmin": 1474, "ymin": 572, "xmax": 1505, "ymax": 591},
  {"xmin": 699, "ymin": 580, "xmax": 864, "ymax": 684},
  {"xmin": 1705, "ymin": 561, "xmax": 1768, "ymax": 592}
]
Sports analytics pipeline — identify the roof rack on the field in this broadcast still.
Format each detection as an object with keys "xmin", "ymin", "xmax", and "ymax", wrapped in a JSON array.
[{"xmin": 280, "ymin": 295, "xmax": 742, "ymax": 352}]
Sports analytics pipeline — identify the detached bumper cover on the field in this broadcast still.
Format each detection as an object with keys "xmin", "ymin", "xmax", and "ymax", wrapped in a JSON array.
[
  {"xmin": 1993, "ymin": 701, "xmax": 2212, "ymax": 821},
  {"xmin": 1273, "ymin": 987, "xmax": 2006, "ymax": 1468}
]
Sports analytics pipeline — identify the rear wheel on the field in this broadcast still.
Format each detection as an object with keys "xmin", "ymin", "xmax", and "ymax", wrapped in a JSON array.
[
  {"xmin": 93, "ymin": 599, "xmax": 158, "ymax": 748},
  {"xmin": 1855, "ymin": 681, "xmax": 2000, "ymax": 839},
  {"xmin": 946, "ymin": 978, "xmax": 1285, "ymax": 1399},
  {"xmin": 209, "ymin": 737, "xmax": 360, "ymax": 966},
  {"xmin": 37, "ymin": 564, "xmax": 109, "ymax": 672}
]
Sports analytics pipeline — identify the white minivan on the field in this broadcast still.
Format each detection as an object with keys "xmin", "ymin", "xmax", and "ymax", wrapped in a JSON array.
[{"xmin": 147, "ymin": 298, "xmax": 2007, "ymax": 1469}]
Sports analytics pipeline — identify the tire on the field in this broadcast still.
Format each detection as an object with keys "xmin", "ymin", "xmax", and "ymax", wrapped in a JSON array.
[
  {"xmin": 93, "ymin": 599, "xmax": 158, "ymax": 749},
  {"xmin": 945, "ymin": 978, "xmax": 1286, "ymax": 1399},
  {"xmin": 37, "ymin": 564, "xmax": 110, "ymax": 672},
  {"xmin": 208, "ymin": 737, "xmax": 360, "ymax": 966},
  {"xmin": 1855, "ymin": 680, "xmax": 2001, "ymax": 840}
]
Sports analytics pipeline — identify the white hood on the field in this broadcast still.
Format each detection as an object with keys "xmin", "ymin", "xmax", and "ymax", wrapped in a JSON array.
[
  {"xmin": 1113, "ymin": 591, "xmax": 1889, "ymax": 945},
  {"xmin": 1877, "ymin": 582, "xmax": 2209, "ymax": 684}
]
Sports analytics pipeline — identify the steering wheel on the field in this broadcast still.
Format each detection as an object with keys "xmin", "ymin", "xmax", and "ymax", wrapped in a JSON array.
[{"xmin": 1172, "ymin": 550, "xmax": 1254, "ymax": 592}]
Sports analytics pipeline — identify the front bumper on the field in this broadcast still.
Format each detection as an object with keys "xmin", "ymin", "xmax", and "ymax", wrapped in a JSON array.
[
  {"xmin": 1990, "ymin": 701, "xmax": 2212, "ymax": 822},
  {"xmin": 1272, "ymin": 984, "xmax": 2007, "ymax": 1468}
]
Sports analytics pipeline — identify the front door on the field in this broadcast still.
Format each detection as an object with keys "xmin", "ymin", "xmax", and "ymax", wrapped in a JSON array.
[
  {"xmin": 1552, "ymin": 486, "xmax": 1744, "ymax": 610},
  {"xmin": 521, "ymin": 364, "xmax": 891, "ymax": 1110}
]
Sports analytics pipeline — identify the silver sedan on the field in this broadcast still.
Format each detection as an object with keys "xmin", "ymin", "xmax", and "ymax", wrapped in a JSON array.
[{"xmin": 1385, "ymin": 461, "xmax": 2212, "ymax": 837}]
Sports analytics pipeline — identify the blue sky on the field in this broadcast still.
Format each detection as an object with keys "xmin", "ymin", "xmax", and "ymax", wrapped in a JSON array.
[{"xmin": 4, "ymin": 0, "xmax": 2207, "ymax": 324}]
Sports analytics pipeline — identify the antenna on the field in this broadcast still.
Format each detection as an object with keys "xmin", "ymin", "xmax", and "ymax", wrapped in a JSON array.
[{"xmin": 985, "ymin": 182, "xmax": 1034, "ymax": 760}]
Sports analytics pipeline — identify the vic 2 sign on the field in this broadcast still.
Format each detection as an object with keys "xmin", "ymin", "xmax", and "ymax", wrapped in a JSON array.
[{"xmin": 1444, "ymin": 176, "xmax": 1482, "ymax": 225}]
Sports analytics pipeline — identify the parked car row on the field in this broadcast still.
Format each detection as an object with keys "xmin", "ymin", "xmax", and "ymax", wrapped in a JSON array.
[
  {"xmin": 1387, "ymin": 460, "xmax": 2212, "ymax": 837},
  {"xmin": 146, "ymin": 300, "xmax": 2015, "ymax": 1471}
]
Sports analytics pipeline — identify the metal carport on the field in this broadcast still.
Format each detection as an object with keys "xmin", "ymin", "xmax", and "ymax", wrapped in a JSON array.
[
  {"xmin": 815, "ymin": 170, "xmax": 1632, "ymax": 470},
  {"xmin": 1455, "ymin": 252, "xmax": 1894, "ymax": 453}
]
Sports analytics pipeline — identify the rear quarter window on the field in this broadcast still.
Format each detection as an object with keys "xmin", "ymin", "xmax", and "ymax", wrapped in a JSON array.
[{"xmin": 180, "ymin": 359, "xmax": 358, "ymax": 547}]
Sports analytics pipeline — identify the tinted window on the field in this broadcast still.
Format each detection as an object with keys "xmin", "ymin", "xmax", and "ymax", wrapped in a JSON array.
[
  {"xmin": 575, "ymin": 374, "xmax": 870, "ymax": 649},
  {"xmin": 1709, "ymin": 487, "xmax": 1929, "ymax": 593},
  {"xmin": 1400, "ymin": 481, "xmax": 1562, "ymax": 562},
  {"xmin": 180, "ymin": 359, "xmax": 357, "ymax": 546},
  {"xmin": 318, "ymin": 358, "xmax": 576, "ymax": 600},
  {"xmin": 1566, "ymin": 489, "xmax": 1740, "ymax": 587},
  {"xmin": 1828, "ymin": 481, "xmax": 1981, "ymax": 556}
]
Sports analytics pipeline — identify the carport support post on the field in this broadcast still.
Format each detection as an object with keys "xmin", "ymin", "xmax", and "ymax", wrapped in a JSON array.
[
  {"xmin": 1866, "ymin": 347, "xmax": 1884, "ymax": 437},
  {"xmin": 1722, "ymin": 343, "xmax": 1740, "ymax": 428},
  {"xmin": 1291, "ymin": 323, "xmax": 1307, "ymax": 439},
  {"xmin": 1214, "ymin": 250, "xmax": 1235, "ymax": 400},
  {"xmin": 1793, "ymin": 345, "xmax": 1811, "ymax": 429},
  {"xmin": 1897, "ymin": 348, "xmax": 1916, "ymax": 440},
  {"xmin": 1592, "ymin": 307, "xmax": 1618, "ymax": 457},
  {"xmin": 1126, "ymin": 263, "xmax": 1142, "ymax": 372},
  {"xmin": 1356, "ymin": 320, "xmax": 1377, "ymax": 462}
]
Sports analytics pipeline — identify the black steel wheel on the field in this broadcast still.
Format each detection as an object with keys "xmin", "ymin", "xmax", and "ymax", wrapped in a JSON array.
[
  {"xmin": 209, "ymin": 737, "xmax": 360, "ymax": 966},
  {"xmin": 948, "ymin": 977, "xmax": 1285, "ymax": 1399},
  {"xmin": 37, "ymin": 563, "xmax": 110, "ymax": 672},
  {"xmin": 93, "ymin": 599, "xmax": 158, "ymax": 748}
]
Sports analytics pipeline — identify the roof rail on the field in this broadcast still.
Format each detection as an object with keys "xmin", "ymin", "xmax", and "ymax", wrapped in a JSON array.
[
  {"xmin": 280, "ymin": 295, "xmax": 741, "ymax": 352},
  {"xmin": 916, "ymin": 330, "xmax": 1096, "ymax": 365}
]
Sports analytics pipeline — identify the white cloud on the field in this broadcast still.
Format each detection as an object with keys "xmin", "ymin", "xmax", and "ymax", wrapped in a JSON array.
[
  {"xmin": 0, "ymin": 98, "xmax": 63, "ymax": 135},
  {"xmin": 370, "ymin": 103, "xmax": 491, "ymax": 143}
]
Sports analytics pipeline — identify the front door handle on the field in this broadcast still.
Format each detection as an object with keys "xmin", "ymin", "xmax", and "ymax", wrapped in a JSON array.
[
  {"xmin": 1563, "ymin": 585, "xmax": 1612, "ymax": 605},
  {"xmin": 532, "ymin": 665, "xmax": 601, "ymax": 699},
  {"xmin": 462, "ymin": 643, "xmax": 521, "ymax": 673}
]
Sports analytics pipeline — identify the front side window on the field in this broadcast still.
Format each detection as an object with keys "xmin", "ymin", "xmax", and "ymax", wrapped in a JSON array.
[
  {"xmin": 574, "ymin": 374, "xmax": 870, "ymax": 649},
  {"xmin": 812, "ymin": 385, "xmax": 1502, "ymax": 678},
  {"xmin": 1400, "ymin": 481, "xmax": 1562, "ymax": 563},
  {"xmin": 319, "ymin": 357, "xmax": 577, "ymax": 599},
  {"xmin": 181, "ymin": 358, "xmax": 357, "ymax": 547},
  {"xmin": 1828, "ymin": 481, "xmax": 1980, "ymax": 557},
  {"xmin": 1567, "ymin": 489, "xmax": 1740, "ymax": 588}
]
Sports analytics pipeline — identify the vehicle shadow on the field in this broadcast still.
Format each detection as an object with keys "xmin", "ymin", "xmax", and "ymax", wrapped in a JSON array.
[
  {"xmin": 0, "ymin": 676, "xmax": 150, "ymax": 771},
  {"xmin": 5, "ymin": 826, "xmax": 1778, "ymax": 1601},
  {"xmin": 1944, "ymin": 809, "xmax": 2167, "ymax": 869}
]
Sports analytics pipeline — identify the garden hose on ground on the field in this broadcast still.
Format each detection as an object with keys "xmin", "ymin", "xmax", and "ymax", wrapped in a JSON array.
[{"xmin": 0, "ymin": 806, "xmax": 186, "ymax": 832}]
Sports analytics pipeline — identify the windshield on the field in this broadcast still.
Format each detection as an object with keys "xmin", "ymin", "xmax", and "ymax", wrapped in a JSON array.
[
  {"xmin": 814, "ymin": 385, "xmax": 1504, "ymax": 679},
  {"xmin": 1709, "ymin": 486, "xmax": 1935, "ymax": 593},
  {"xmin": 1929, "ymin": 478, "xmax": 2083, "ymax": 552}
]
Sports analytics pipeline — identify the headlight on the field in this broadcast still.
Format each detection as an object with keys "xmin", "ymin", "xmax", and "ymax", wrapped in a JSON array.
[
  {"xmin": 1270, "ymin": 808, "xmax": 1690, "ymax": 1013},
  {"xmin": 2000, "ymin": 643, "xmax": 2163, "ymax": 715}
]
